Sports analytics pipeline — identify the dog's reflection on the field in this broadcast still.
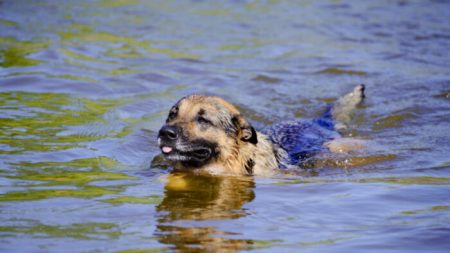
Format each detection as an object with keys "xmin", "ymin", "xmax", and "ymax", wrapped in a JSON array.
[{"xmin": 155, "ymin": 172, "xmax": 255, "ymax": 252}]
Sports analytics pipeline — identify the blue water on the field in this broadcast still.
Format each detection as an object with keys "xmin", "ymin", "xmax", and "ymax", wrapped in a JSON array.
[{"xmin": 1, "ymin": 1, "xmax": 450, "ymax": 252}]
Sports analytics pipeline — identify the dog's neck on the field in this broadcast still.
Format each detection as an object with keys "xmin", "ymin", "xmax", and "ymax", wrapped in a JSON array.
[
  {"xmin": 174, "ymin": 132, "xmax": 280, "ymax": 176},
  {"xmin": 248, "ymin": 132, "xmax": 281, "ymax": 176},
  {"xmin": 219, "ymin": 132, "xmax": 280, "ymax": 176}
]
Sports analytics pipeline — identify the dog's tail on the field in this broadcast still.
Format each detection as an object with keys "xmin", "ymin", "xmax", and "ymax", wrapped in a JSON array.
[{"xmin": 330, "ymin": 84, "xmax": 365, "ymax": 130}]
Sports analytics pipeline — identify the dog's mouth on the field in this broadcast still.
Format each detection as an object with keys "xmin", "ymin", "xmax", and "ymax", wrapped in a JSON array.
[
  {"xmin": 161, "ymin": 146, "xmax": 212, "ymax": 160},
  {"xmin": 159, "ymin": 141, "xmax": 216, "ymax": 167}
]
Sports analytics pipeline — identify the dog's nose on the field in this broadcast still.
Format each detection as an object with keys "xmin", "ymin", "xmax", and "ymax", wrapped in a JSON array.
[{"xmin": 158, "ymin": 125, "xmax": 179, "ymax": 140}]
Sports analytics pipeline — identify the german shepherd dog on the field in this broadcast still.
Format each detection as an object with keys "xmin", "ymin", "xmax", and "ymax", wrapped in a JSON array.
[{"xmin": 157, "ymin": 85, "xmax": 365, "ymax": 176}]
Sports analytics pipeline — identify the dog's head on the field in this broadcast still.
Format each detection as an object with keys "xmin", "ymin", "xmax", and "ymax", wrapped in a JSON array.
[{"xmin": 158, "ymin": 95, "xmax": 257, "ymax": 169}]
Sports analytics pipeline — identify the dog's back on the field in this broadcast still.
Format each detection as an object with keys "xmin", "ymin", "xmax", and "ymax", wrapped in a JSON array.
[
  {"xmin": 261, "ymin": 84, "xmax": 365, "ymax": 168},
  {"xmin": 262, "ymin": 119, "xmax": 339, "ymax": 167}
]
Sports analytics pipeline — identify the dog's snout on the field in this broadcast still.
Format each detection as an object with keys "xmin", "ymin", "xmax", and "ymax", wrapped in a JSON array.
[{"xmin": 159, "ymin": 125, "xmax": 179, "ymax": 140}]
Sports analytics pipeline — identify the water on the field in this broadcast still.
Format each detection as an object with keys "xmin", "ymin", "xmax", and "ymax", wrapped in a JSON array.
[{"xmin": 1, "ymin": 0, "xmax": 450, "ymax": 252}]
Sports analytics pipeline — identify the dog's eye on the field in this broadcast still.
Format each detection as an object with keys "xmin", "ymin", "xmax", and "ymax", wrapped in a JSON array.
[
  {"xmin": 197, "ymin": 116, "xmax": 212, "ymax": 125},
  {"xmin": 167, "ymin": 107, "xmax": 178, "ymax": 121}
]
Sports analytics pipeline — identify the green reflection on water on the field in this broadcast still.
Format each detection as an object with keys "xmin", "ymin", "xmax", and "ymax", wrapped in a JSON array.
[
  {"xmin": 249, "ymin": 239, "xmax": 284, "ymax": 250},
  {"xmin": 373, "ymin": 113, "xmax": 417, "ymax": 130},
  {"xmin": 0, "ymin": 92, "xmax": 126, "ymax": 154},
  {"xmin": 298, "ymin": 237, "xmax": 351, "ymax": 247},
  {"xmin": 0, "ymin": 18, "xmax": 18, "ymax": 27},
  {"xmin": 0, "ymin": 71, "xmax": 98, "ymax": 83},
  {"xmin": 0, "ymin": 186, "xmax": 121, "ymax": 202},
  {"xmin": 105, "ymin": 44, "xmax": 144, "ymax": 59},
  {"xmin": 0, "ymin": 37, "xmax": 49, "ymax": 68},
  {"xmin": 98, "ymin": 0, "xmax": 139, "ymax": 8},
  {"xmin": 9, "ymin": 167, "xmax": 134, "ymax": 186},
  {"xmin": 60, "ymin": 48, "xmax": 115, "ymax": 64},
  {"xmin": 0, "ymin": 221, "xmax": 121, "ymax": 239},
  {"xmin": 59, "ymin": 23, "xmax": 198, "ymax": 60},
  {"xmin": 401, "ymin": 205, "xmax": 450, "ymax": 215},
  {"xmin": 252, "ymin": 74, "xmax": 282, "ymax": 84},
  {"xmin": 102, "ymin": 195, "xmax": 163, "ymax": 205},
  {"xmin": 115, "ymin": 248, "xmax": 169, "ymax": 253},
  {"xmin": 13, "ymin": 156, "xmax": 120, "ymax": 171},
  {"xmin": 1, "ymin": 157, "xmax": 134, "ymax": 202}
]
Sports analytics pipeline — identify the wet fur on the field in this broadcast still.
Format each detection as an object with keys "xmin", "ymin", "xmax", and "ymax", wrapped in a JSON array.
[
  {"xmin": 158, "ymin": 95, "xmax": 280, "ymax": 176},
  {"xmin": 158, "ymin": 86, "xmax": 365, "ymax": 176}
]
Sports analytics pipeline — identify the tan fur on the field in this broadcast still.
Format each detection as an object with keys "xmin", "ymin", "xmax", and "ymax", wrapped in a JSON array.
[
  {"xmin": 156, "ymin": 172, "xmax": 255, "ymax": 251},
  {"xmin": 166, "ymin": 95, "xmax": 278, "ymax": 176},
  {"xmin": 325, "ymin": 137, "xmax": 366, "ymax": 153},
  {"xmin": 197, "ymin": 133, "xmax": 279, "ymax": 176}
]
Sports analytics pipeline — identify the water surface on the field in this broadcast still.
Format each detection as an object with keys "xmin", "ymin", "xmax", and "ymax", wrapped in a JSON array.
[{"xmin": 1, "ymin": 0, "xmax": 450, "ymax": 252}]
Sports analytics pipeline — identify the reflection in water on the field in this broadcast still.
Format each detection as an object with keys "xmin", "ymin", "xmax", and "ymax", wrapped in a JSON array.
[
  {"xmin": 156, "ymin": 172, "xmax": 255, "ymax": 252},
  {"xmin": 0, "ymin": 157, "xmax": 134, "ymax": 202},
  {"xmin": 0, "ymin": 37, "xmax": 49, "ymax": 68},
  {"xmin": 0, "ymin": 92, "xmax": 125, "ymax": 154},
  {"xmin": 0, "ymin": 221, "xmax": 121, "ymax": 240}
]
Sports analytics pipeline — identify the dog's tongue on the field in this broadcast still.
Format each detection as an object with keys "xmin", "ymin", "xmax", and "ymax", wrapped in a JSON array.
[{"xmin": 162, "ymin": 146, "xmax": 173, "ymax": 153}]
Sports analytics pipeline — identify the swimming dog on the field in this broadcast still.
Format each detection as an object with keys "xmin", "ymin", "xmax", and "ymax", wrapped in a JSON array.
[{"xmin": 157, "ymin": 85, "xmax": 365, "ymax": 176}]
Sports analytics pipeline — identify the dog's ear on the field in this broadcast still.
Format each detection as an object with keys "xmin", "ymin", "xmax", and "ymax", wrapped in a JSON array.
[{"xmin": 232, "ymin": 115, "xmax": 258, "ymax": 144}]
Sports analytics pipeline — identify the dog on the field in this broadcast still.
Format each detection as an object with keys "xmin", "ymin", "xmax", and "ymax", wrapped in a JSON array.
[{"xmin": 157, "ymin": 85, "xmax": 365, "ymax": 176}]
